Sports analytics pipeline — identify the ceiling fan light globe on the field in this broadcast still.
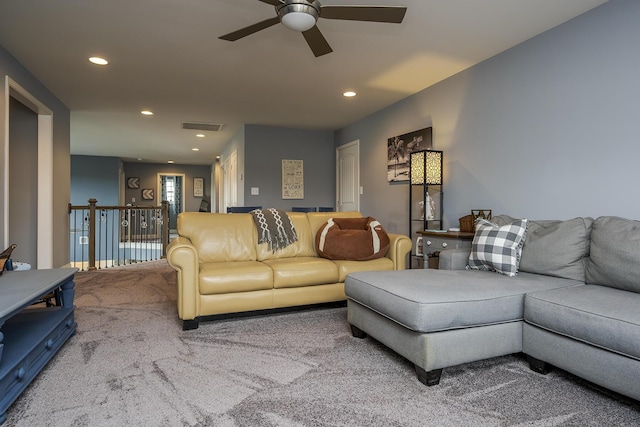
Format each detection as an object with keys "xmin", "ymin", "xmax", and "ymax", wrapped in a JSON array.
[
  {"xmin": 281, "ymin": 11, "xmax": 317, "ymax": 31},
  {"xmin": 277, "ymin": 2, "xmax": 320, "ymax": 32}
]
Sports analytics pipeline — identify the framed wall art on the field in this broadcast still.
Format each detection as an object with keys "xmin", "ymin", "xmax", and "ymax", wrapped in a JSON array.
[
  {"xmin": 142, "ymin": 189, "xmax": 154, "ymax": 200},
  {"xmin": 282, "ymin": 159, "xmax": 304, "ymax": 199},
  {"xmin": 193, "ymin": 177, "xmax": 204, "ymax": 197},
  {"xmin": 127, "ymin": 177, "xmax": 140, "ymax": 189},
  {"xmin": 387, "ymin": 127, "xmax": 432, "ymax": 182}
]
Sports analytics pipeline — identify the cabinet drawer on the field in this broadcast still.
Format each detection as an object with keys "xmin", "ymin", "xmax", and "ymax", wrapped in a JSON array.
[{"xmin": 423, "ymin": 235, "xmax": 472, "ymax": 255}]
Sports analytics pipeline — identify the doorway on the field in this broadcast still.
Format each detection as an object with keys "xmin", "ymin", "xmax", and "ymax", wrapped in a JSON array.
[
  {"xmin": 336, "ymin": 140, "xmax": 360, "ymax": 212},
  {"xmin": 158, "ymin": 174, "xmax": 185, "ymax": 233},
  {"xmin": 3, "ymin": 76, "xmax": 54, "ymax": 268}
]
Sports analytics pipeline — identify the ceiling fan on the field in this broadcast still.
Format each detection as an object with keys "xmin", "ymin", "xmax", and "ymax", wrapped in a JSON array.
[{"xmin": 219, "ymin": 0, "xmax": 407, "ymax": 57}]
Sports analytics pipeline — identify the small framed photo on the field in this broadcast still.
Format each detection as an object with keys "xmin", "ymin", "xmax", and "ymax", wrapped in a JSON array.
[
  {"xmin": 416, "ymin": 236, "xmax": 424, "ymax": 256},
  {"xmin": 193, "ymin": 177, "xmax": 204, "ymax": 197}
]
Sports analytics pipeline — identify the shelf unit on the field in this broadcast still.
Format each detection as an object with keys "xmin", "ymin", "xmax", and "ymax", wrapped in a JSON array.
[{"xmin": 409, "ymin": 149, "xmax": 443, "ymax": 268}]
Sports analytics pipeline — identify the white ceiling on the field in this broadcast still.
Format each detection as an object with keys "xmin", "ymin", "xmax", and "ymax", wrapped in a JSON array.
[{"xmin": 0, "ymin": 0, "xmax": 608, "ymax": 165}]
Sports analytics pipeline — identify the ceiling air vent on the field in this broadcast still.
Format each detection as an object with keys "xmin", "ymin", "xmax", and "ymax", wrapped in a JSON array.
[{"xmin": 182, "ymin": 122, "xmax": 223, "ymax": 132}]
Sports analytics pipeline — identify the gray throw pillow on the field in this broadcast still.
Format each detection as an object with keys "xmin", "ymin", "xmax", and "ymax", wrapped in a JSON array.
[
  {"xmin": 493, "ymin": 215, "xmax": 592, "ymax": 281},
  {"xmin": 586, "ymin": 216, "xmax": 640, "ymax": 292}
]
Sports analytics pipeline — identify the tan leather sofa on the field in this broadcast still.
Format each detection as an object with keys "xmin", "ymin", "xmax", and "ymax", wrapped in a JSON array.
[{"xmin": 167, "ymin": 211, "xmax": 412, "ymax": 329}]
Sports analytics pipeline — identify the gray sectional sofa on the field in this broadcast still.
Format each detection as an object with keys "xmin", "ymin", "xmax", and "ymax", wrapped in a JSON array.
[{"xmin": 345, "ymin": 215, "xmax": 640, "ymax": 401}]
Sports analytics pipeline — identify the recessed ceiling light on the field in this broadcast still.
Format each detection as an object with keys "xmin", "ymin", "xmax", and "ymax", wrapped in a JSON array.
[
  {"xmin": 192, "ymin": 148, "xmax": 200, "ymax": 151},
  {"xmin": 343, "ymin": 91, "xmax": 356, "ymax": 98},
  {"xmin": 167, "ymin": 160, "xmax": 174, "ymax": 164},
  {"xmin": 89, "ymin": 56, "xmax": 108, "ymax": 66},
  {"xmin": 196, "ymin": 134, "xmax": 205, "ymax": 138},
  {"xmin": 141, "ymin": 110, "xmax": 154, "ymax": 116}
]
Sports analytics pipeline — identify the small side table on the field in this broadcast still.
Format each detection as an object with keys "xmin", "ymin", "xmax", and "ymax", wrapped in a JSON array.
[{"xmin": 418, "ymin": 230, "xmax": 475, "ymax": 269}]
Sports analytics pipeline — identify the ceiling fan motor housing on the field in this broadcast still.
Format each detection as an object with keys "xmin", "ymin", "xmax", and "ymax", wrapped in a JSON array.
[{"xmin": 277, "ymin": 0, "xmax": 321, "ymax": 32}]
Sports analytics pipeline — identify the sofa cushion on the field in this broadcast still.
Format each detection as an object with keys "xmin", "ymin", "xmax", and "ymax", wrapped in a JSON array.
[
  {"xmin": 585, "ymin": 216, "xmax": 640, "ymax": 292},
  {"xmin": 256, "ymin": 212, "xmax": 316, "ymax": 261},
  {"xmin": 316, "ymin": 217, "xmax": 390, "ymax": 261},
  {"xmin": 493, "ymin": 215, "xmax": 592, "ymax": 281},
  {"xmin": 345, "ymin": 269, "xmax": 581, "ymax": 333},
  {"xmin": 199, "ymin": 261, "xmax": 273, "ymax": 294},
  {"xmin": 468, "ymin": 218, "xmax": 528, "ymax": 276},
  {"xmin": 262, "ymin": 257, "xmax": 339, "ymax": 288},
  {"xmin": 525, "ymin": 285, "xmax": 640, "ymax": 360},
  {"xmin": 333, "ymin": 257, "xmax": 394, "ymax": 282},
  {"xmin": 178, "ymin": 213, "xmax": 257, "ymax": 262}
]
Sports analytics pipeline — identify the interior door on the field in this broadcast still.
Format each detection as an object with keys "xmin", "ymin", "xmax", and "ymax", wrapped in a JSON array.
[{"xmin": 336, "ymin": 140, "xmax": 360, "ymax": 212}]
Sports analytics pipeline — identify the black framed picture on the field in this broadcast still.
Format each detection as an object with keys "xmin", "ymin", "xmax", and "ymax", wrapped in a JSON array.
[{"xmin": 387, "ymin": 127, "xmax": 433, "ymax": 182}]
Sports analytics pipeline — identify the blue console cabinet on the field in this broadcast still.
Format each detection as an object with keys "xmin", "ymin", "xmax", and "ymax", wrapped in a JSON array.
[{"xmin": 0, "ymin": 268, "xmax": 77, "ymax": 424}]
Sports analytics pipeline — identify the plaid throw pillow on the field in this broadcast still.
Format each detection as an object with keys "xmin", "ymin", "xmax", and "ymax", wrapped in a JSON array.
[{"xmin": 468, "ymin": 218, "xmax": 528, "ymax": 276}]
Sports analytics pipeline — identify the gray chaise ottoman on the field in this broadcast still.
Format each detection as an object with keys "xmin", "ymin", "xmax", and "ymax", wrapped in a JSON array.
[{"xmin": 345, "ymin": 269, "xmax": 581, "ymax": 385}]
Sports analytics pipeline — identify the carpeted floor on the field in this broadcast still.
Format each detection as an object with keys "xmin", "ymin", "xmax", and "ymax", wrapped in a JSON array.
[{"xmin": 4, "ymin": 260, "xmax": 640, "ymax": 426}]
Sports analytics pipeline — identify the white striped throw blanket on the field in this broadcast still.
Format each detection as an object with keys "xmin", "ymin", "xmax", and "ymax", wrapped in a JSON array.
[{"xmin": 251, "ymin": 208, "xmax": 298, "ymax": 253}]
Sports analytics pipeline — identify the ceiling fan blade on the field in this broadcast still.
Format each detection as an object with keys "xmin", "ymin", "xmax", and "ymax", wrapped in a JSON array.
[
  {"xmin": 256, "ymin": 0, "xmax": 283, "ymax": 5},
  {"xmin": 320, "ymin": 6, "xmax": 407, "ymax": 23},
  {"xmin": 219, "ymin": 16, "xmax": 280, "ymax": 41},
  {"xmin": 302, "ymin": 26, "xmax": 333, "ymax": 57}
]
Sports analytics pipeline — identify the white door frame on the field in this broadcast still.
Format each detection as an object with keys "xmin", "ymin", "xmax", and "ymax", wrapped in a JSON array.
[{"xmin": 4, "ymin": 76, "xmax": 54, "ymax": 268}]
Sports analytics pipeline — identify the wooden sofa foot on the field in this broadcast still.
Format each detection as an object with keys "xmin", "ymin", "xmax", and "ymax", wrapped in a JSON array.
[
  {"xmin": 183, "ymin": 318, "xmax": 200, "ymax": 330},
  {"xmin": 527, "ymin": 355, "xmax": 552, "ymax": 374},
  {"xmin": 416, "ymin": 365, "xmax": 442, "ymax": 386},
  {"xmin": 350, "ymin": 324, "xmax": 368, "ymax": 339}
]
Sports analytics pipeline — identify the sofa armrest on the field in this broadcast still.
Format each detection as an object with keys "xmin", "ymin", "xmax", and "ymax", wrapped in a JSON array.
[
  {"xmin": 166, "ymin": 236, "xmax": 200, "ymax": 321},
  {"xmin": 438, "ymin": 248, "xmax": 471, "ymax": 270},
  {"xmin": 387, "ymin": 233, "xmax": 412, "ymax": 270}
]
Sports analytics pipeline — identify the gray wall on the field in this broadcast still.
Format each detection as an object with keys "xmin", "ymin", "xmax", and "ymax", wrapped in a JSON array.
[
  {"xmin": 335, "ymin": 0, "xmax": 640, "ymax": 236},
  {"xmin": 0, "ymin": 44, "xmax": 71, "ymax": 267},
  {"xmin": 243, "ymin": 124, "xmax": 335, "ymax": 211}
]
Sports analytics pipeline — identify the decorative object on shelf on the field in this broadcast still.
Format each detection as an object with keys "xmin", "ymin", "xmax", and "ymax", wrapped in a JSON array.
[
  {"xmin": 193, "ymin": 177, "xmax": 204, "ymax": 197},
  {"xmin": 472, "ymin": 209, "xmax": 492, "ymax": 221},
  {"xmin": 409, "ymin": 149, "xmax": 444, "ymax": 268},
  {"xmin": 127, "ymin": 177, "xmax": 140, "ymax": 189},
  {"xmin": 415, "ymin": 236, "xmax": 424, "ymax": 256},
  {"xmin": 142, "ymin": 189, "xmax": 154, "ymax": 200},
  {"xmin": 459, "ymin": 214, "xmax": 474, "ymax": 232},
  {"xmin": 387, "ymin": 127, "xmax": 432, "ymax": 182},
  {"xmin": 0, "ymin": 243, "xmax": 17, "ymax": 274}
]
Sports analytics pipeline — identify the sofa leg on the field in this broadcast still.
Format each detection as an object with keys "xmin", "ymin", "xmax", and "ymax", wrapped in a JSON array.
[
  {"xmin": 415, "ymin": 365, "xmax": 442, "ymax": 386},
  {"xmin": 527, "ymin": 355, "xmax": 552, "ymax": 374},
  {"xmin": 350, "ymin": 324, "xmax": 368, "ymax": 339},
  {"xmin": 183, "ymin": 318, "xmax": 200, "ymax": 330}
]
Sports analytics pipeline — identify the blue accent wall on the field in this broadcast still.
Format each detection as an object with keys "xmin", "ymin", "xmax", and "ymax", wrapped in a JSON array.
[{"xmin": 71, "ymin": 155, "xmax": 120, "ymax": 206}]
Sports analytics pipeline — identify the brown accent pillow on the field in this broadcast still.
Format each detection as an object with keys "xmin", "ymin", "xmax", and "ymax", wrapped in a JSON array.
[{"xmin": 316, "ymin": 217, "xmax": 390, "ymax": 261}]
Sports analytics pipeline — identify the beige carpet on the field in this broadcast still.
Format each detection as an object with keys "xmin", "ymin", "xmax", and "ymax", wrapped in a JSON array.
[{"xmin": 4, "ymin": 260, "xmax": 640, "ymax": 426}]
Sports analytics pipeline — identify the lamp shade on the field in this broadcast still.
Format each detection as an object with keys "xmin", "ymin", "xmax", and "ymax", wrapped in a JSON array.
[{"xmin": 410, "ymin": 150, "xmax": 442, "ymax": 185}]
